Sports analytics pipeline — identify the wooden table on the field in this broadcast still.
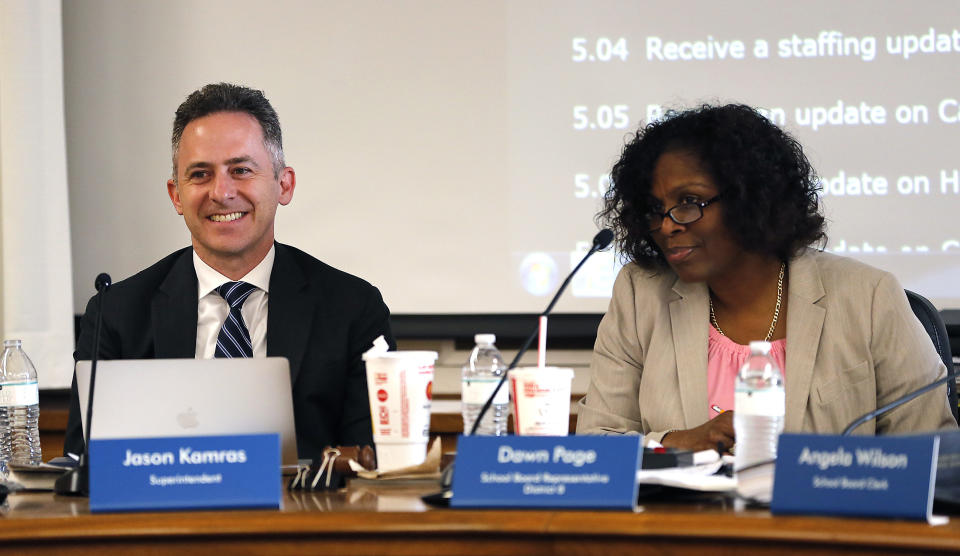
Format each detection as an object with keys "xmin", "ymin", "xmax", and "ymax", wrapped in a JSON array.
[
  {"xmin": 1, "ymin": 483, "xmax": 958, "ymax": 555},
  {"xmin": 38, "ymin": 395, "xmax": 580, "ymax": 457}
]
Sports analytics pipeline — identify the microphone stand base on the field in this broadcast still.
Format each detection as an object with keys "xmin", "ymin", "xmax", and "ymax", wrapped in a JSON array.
[
  {"xmin": 53, "ymin": 465, "xmax": 89, "ymax": 497},
  {"xmin": 421, "ymin": 462, "xmax": 454, "ymax": 507}
]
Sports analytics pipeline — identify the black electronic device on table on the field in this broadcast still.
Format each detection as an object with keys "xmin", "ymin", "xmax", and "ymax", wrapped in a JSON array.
[{"xmin": 54, "ymin": 273, "xmax": 111, "ymax": 496}]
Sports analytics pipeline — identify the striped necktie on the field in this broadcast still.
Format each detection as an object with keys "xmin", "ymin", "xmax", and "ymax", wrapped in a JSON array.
[{"xmin": 214, "ymin": 281, "xmax": 258, "ymax": 358}]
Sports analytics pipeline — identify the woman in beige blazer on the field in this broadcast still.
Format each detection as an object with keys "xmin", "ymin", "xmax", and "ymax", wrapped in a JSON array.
[{"xmin": 576, "ymin": 104, "xmax": 956, "ymax": 451}]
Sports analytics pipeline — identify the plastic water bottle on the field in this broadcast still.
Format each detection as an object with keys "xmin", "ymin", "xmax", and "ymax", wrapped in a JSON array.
[
  {"xmin": 461, "ymin": 334, "xmax": 508, "ymax": 435},
  {"xmin": 734, "ymin": 341, "xmax": 784, "ymax": 472},
  {"xmin": 0, "ymin": 339, "xmax": 42, "ymax": 475}
]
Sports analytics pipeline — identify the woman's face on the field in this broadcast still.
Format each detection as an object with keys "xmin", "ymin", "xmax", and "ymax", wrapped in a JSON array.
[{"xmin": 649, "ymin": 150, "xmax": 746, "ymax": 284}]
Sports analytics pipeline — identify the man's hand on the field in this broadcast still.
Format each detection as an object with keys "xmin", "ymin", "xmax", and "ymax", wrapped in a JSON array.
[{"xmin": 660, "ymin": 411, "xmax": 735, "ymax": 452}]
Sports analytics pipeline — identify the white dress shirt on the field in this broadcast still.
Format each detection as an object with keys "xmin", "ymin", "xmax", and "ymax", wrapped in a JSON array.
[{"xmin": 193, "ymin": 246, "xmax": 274, "ymax": 358}]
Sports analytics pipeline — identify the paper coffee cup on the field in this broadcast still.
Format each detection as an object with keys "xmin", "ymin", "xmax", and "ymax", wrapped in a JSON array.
[
  {"xmin": 509, "ymin": 367, "xmax": 573, "ymax": 436},
  {"xmin": 362, "ymin": 350, "xmax": 437, "ymax": 472}
]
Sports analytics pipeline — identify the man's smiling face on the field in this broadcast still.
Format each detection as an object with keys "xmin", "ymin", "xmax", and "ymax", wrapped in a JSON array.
[{"xmin": 167, "ymin": 111, "xmax": 294, "ymax": 276}]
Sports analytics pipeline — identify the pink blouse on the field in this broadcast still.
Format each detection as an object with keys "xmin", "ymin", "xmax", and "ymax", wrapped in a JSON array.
[{"xmin": 706, "ymin": 325, "xmax": 786, "ymax": 419}]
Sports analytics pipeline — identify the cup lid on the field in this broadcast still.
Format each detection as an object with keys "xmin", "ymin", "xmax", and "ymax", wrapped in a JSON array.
[
  {"xmin": 362, "ymin": 350, "xmax": 439, "ymax": 361},
  {"xmin": 510, "ymin": 366, "xmax": 574, "ymax": 378}
]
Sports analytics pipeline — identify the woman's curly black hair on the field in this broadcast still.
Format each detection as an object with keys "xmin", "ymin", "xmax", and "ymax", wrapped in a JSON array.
[{"xmin": 599, "ymin": 104, "xmax": 826, "ymax": 269}]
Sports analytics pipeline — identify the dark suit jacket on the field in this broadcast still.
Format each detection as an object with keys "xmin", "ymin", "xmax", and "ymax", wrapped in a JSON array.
[{"xmin": 65, "ymin": 243, "xmax": 395, "ymax": 458}]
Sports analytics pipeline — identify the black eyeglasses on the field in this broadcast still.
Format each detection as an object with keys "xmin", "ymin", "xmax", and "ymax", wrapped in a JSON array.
[{"xmin": 646, "ymin": 195, "xmax": 721, "ymax": 231}]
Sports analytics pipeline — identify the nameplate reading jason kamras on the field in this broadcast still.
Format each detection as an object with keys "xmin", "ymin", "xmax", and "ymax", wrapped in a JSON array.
[
  {"xmin": 451, "ymin": 435, "xmax": 641, "ymax": 509},
  {"xmin": 90, "ymin": 434, "xmax": 280, "ymax": 512},
  {"xmin": 771, "ymin": 433, "xmax": 939, "ymax": 521}
]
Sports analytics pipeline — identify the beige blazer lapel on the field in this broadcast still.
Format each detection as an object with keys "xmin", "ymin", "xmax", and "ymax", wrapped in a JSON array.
[
  {"xmin": 783, "ymin": 253, "xmax": 826, "ymax": 432},
  {"xmin": 669, "ymin": 278, "xmax": 710, "ymax": 428}
]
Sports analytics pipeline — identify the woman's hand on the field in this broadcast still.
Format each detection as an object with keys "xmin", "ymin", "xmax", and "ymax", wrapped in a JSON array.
[{"xmin": 660, "ymin": 411, "xmax": 735, "ymax": 453}]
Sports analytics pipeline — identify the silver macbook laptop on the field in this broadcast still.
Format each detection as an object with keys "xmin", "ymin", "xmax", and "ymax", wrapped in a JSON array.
[{"xmin": 75, "ymin": 357, "xmax": 298, "ymax": 467}]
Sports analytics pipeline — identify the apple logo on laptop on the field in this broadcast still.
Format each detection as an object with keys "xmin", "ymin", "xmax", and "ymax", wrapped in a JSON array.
[{"xmin": 177, "ymin": 407, "xmax": 199, "ymax": 429}]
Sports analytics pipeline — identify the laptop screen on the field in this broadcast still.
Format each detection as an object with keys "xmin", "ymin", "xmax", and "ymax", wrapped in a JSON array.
[{"xmin": 75, "ymin": 357, "xmax": 298, "ymax": 467}]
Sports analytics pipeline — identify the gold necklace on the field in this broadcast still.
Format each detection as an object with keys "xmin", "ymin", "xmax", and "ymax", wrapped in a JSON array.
[{"xmin": 710, "ymin": 262, "xmax": 785, "ymax": 342}]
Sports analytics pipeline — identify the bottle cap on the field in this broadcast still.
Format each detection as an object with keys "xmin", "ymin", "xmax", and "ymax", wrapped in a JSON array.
[
  {"xmin": 748, "ymin": 340, "xmax": 772, "ymax": 355},
  {"xmin": 3, "ymin": 339, "xmax": 22, "ymax": 348},
  {"xmin": 474, "ymin": 333, "xmax": 496, "ymax": 345}
]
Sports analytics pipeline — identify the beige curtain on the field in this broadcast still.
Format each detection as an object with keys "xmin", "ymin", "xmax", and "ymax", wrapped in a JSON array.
[{"xmin": 0, "ymin": 0, "xmax": 75, "ymax": 388}]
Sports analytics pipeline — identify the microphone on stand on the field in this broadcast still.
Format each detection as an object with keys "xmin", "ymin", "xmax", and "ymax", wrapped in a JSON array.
[
  {"xmin": 55, "ymin": 273, "xmax": 112, "ymax": 496},
  {"xmin": 427, "ymin": 230, "xmax": 613, "ymax": 503},
  {"xmin": 430, "ymin": 230, "xmax": 613, "ymax": 500},
  {"xmin": 841, "ymin": 356, "xmax": 960, "ymax": 507},
  {"xmin": 843, "ymin": 364, "xmax": 959, "ymax": 436},
  {"xmin": 468, "ymin": 228, "xmax": 614, "ymax": 435}
]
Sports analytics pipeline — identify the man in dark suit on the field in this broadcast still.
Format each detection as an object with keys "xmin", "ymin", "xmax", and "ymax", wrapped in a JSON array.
[{"xmin": 65, "ymin": 83, "xmax": 394, "ymax": 458}]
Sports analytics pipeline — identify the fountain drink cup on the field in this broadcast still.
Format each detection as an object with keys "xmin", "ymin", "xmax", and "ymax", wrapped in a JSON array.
[
  {"xmin": 362, "ymin": 351, "xmax": 437, "ymax": 472},
  {"xmin": 509, "ymin": 367, "xmax": 573, "ymax": 436}
]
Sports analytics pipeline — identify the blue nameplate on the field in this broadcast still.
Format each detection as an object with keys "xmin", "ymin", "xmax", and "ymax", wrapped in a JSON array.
[
  {"xmin": 451, "ymin": 435, "xmax": 641, "ymax": 509},
  {"xmin": 90, "ymin": 434, "xmax": 281, "ymax": 513},
  {"xmin": 771, "ymin": 433, "xmax": 939, "ymax": 521}
]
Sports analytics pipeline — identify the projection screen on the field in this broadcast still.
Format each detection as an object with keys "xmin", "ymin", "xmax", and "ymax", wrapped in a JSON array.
[{"xmin": 63, "ymin": 0, "xmax": 960, "ymax": 316}]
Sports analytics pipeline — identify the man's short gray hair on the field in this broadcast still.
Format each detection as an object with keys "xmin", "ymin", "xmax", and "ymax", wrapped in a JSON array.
[{"xmin": 171, "ymin": 83, "xmax": 285, "ymax": 180}]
